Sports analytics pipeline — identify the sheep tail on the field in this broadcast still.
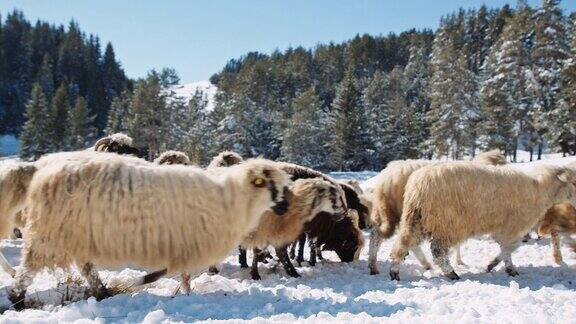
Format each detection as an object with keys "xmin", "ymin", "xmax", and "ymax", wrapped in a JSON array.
[
  {"xmin": 372, "ymin": 198, "xmax": 398, "ymax": 239},
  {"xmin": 130, "ymin": 268, "xmax": 168, "ymax": 287}
]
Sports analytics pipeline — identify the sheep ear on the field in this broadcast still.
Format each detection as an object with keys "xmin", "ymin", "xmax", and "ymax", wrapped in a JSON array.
[{"xmin": 557, "ymin": 170, "xmax": 574, "ymax": 183}]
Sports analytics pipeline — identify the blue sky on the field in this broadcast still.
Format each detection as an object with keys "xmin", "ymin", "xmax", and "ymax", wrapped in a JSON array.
[{"xmin": 1, "ymin": 1, "xmax": 574, "ymax": 83}]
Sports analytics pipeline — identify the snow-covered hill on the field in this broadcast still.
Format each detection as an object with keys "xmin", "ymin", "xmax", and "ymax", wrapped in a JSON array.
[
  {"xmin": 1, "ymin": 155, "xmax": 576, "ymax": 322},
  {"xmin": 169, "ymin": 81, "xmax": 217, "ymax": 111}
]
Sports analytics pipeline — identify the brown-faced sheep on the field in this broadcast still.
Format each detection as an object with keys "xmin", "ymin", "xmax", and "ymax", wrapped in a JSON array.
[
  {"xmin": 275, "ymin": 162, "xmax": 368, "ymax": 265},
  {"xmin": 389, "ymin": 163, "xmax": 576, "ymax": 281},
  {"xmin": 368, "ymin": 150, "xmax": 507, "ymax": 275},
  {"xmin": 155, "ymin": 150, "xmax": 191, "ymax": 166},
  {"xmin": 537, "ymin": 203, "xmax": 576, "ymax": 265},
  {"xmin": 93, "ymin": 133, "xmax": 140, "ymax": 156},
  {"xmin": 8, "ymin": 151, "xmax": 291, "ymax": 308},
  {"xmin": 241, "ymin": 178, "xmax": 347, "ymax": 280}
]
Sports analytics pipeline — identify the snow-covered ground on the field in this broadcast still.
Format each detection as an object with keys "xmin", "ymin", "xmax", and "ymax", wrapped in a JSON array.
[
  {"xmin": 169, "ymin": 81, "xmax": 217, "ymax": 111},
  {"xmin": 1, "ymin": 155, "xmax": 576, "ymax": 322}
]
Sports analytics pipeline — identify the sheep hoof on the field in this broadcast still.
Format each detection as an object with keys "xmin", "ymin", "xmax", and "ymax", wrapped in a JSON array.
[
  {"xmin": 287, "ymin": 271, "xmax": 301, "ymax": 278},
  {"xmin": 250, "ymin": 272, "xmax": 261, "ymax": 280},
  {"xmin": 505, "ymin": 268, "xmax": 519, "ymax": 277},
  {"xmin": 8, "ymin": 290, "xmax": 26, "ymax": 311},
  {"xmin": 239, "ymin": 263, "xmax": 249, "ymax": 269},
  {"xmin": 94, "ymin": 286, "xmax": 112, "ymax": 301},
  {"xmin": 369, "ymin": 267, "xmax": 380, "ymax": 275},
  {"xmin": 208, "ymin": 266, "xmax": 219, "ymax": 275},
  {"xmin": 389, "ymin": 270, "xmax": 400, "ymax": 281},
  {"xmin": 446, "ymin": 271, "xmax": 460, "ymax": 280}
]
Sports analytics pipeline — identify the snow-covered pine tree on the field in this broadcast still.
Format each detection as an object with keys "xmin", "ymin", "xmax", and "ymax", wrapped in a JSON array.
[
  {"xmin": 68, "ymin": 96, "xmax": 96, "ymax": 150},
  {"xmin": 126, "ymin": 73, "xmax": 170, "ymax": 160},
  {"xmin": 36, "ymin": 54, "xmax": 54, "ymax": 100},
  {"xmin": 167, "ymin": 89, "xmax": 208, "ymax": 165},
  {"xmin": 551, "ymin": 17, "xmax": 576, "ymax": 155},
  {"xmin": 479, "ymin": 1, "xmax": 535, "ymax": 160},
  {"xmin": 427, "ymin": 22, "xmax": 478, "ymax": 160},
  {"xmin": 19, "ymin": 83, "xmax": 51, "ymax": 160},
  {"xmin": 48, "ymin": 83, "xmax": 70, "ymax": 150},
  {"xmin": 403, "ymin": 42, "xmax": 431, "ymax": 158},
  {"xmin": 105, "ymin": 91, "xmax": 131, "ymax": 135},
  {"xmin": 532, "ymin": 0, "xmax": 570, "ymax": 158},
  {"xmin": 330, "ymin": 66, "xmax": 368, "ymax": 171},
  {"xmin": 281, "ymin": 87, "xmax": 330, "ymax": 170}
]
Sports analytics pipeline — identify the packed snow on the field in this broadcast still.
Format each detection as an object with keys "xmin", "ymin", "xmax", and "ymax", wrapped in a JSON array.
[{"xmin": 1, "ymin": 154, "xmax": 576, "ymax": 322}]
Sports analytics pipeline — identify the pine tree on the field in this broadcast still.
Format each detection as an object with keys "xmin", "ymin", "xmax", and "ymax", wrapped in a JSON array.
[
  {"xmin": 427, "ymin": 24, "xmax": 477, "ymax": 159},
  {"xmin": 48, "ymin": 83, "xmax": 70, "ymax": 150},
  {"xmin": 403, "ymin": 42, "xmax": 431, "ymax": 157},
  {"xmin": 36, "ymin": 54, "xmax": 55, "ymax": 98},
  {"xmin": 551, "ymin": 17, "xmax": 576, "ymax": 155},
  {"xmin": 126, "ymin": 73, "xmax": 169, "ymax": 160},
  {"xmin": 479, "ymin": 1, "xmax": 535, "ymax": 160},
  {"xmin": 2, "ymin": 11, "xmax": 32, "ymax": 134},
  {"xmin": 281, "ymin": 87, "xmax": 330, "ymax": 170},
  {"xmin": 102, "ymin": 42, "xmax": 126, "ymax": 108},
  {"xmin": 532, "ymin": 0, "xmax": 570, "ymax": 158},
  {"xmin": 330, "ymin": 67, "xmax": 367, "ymax": 171},
  {"xmin": 68, "ymin": 96, "xmax": 96, "ymax": 149},
  {"xmin": 105, "ymin": 91, "xmax": 131, "ymax": 134},
  {"xmin": 19, "ymin": 84, "xmax": 51, "ymax": 160},
  {"xmin": 167, "ymin": 90, "xmax": 208, "ymax": 164}
]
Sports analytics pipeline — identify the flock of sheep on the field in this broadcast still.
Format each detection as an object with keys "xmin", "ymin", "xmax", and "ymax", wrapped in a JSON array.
[{"xmin": 1, "ymin": 133, "xmax": 576, "ymax": 311}]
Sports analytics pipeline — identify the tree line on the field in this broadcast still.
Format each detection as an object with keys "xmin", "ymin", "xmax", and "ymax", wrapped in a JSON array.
[{"xmin": 6, "ymin": 0, "xmax": 576, "ymax": 171}]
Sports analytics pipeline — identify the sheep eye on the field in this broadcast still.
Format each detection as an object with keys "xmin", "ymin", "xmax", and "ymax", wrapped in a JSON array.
[{"xmin": 252, "ymin": 177, "xmax": 266, "ymax": 187}]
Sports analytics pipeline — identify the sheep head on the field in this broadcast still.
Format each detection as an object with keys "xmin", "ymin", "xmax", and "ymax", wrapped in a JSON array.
[
  {"xmin": 0, "ymin": 163, "xmax": 36, "ymax": 232},
  {"xmin": 240, "ymin": 159, "xmax": 292, "ymax": 216}
]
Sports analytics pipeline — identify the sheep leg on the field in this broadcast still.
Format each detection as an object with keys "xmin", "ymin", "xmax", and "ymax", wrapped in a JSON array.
[
  {"xmin": 296, "ymin": 233, "xmax": 306, "ymax": 266},
  {"xmin": 369, "ymin": 228, "xmax": 384, "ymax": 275},
  {"xmin": 9, "ymin": 266, "xmax": 37, "ymax": 311},
  {"xmin": 389, "ymin": 242, "xmax": 409, "ymax": 281},
  {"xmin": 501, "ymin": 243, "xmax": 519, "ymax": 276},
  {"xmin": 275, "ymin": 245, "xmax": 300, "ymax": 278},
  {"xmin": 486, "ymin": 256, "xmax": 502, "ymax": 273},
  {"xmin": 316, "ymin": 245, "xmax": 324, "ymax": 260},
  {"xmin": 81, "ymin": 262, "xmax": 111, "ymax": 300},
  {"xmin": 239, "ymin": 246, "xmax": 249, "ymax": 268},
  {"xmin": 289, "ymin": 241, "xmax": 297, "ymax": 260},
  {"xmin": 411, "ymin": 246, "xmax": 432, "ymax": 270},
  {"xmin": 430, "ymin": 238, "xmax": 459, "ymax": 280},
  {"xmin": 551, "ymin": 229, "xmax": 563, "ymax": 265},
  {"xmin": 180, "ymin": 273, "xmax": 191, "ymax": 295},
  {"xmin": 250, "ymin": 248, "xmax": 261, "ymax": 280},
  {"xmin": 308, "ymin": 238, "xmax": 317, "ymax": 266},
  {"xmin": 454, "ymin": 244, "xmax": 465, "ymax": 265}
]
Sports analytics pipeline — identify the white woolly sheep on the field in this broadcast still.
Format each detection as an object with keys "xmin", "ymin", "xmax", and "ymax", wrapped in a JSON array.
[
  {"xmin": 93, "ymin": 133, "xmax": 140, "ymax": 156},
  {"xmin": 207, "ymin": 150, "xmax": 244, "ymax": 169},
  {"xmin": 8, "ymin": 151, "xmax": 291, "ymax": 308},
  {"xmin": 368, "ymin": 150, "xmax": 507, "ymax": 275},
  {"xmin": 241, "ymin": 178, "xmax": 347, "ymax": 280},
  {"xmin": 155, "ymin": 150, "xmax": 191, "ymax": 166},
  {"xmin": 389, "ymin": 163, "xmax": 576, "ymax": 281},
  {"xmin": 0, "ymin": 162, "xmax": 36, "ymax": 277},
  {"xmin": 537, "ymin": 203, "xmax": 576, "ymax": 265}
]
